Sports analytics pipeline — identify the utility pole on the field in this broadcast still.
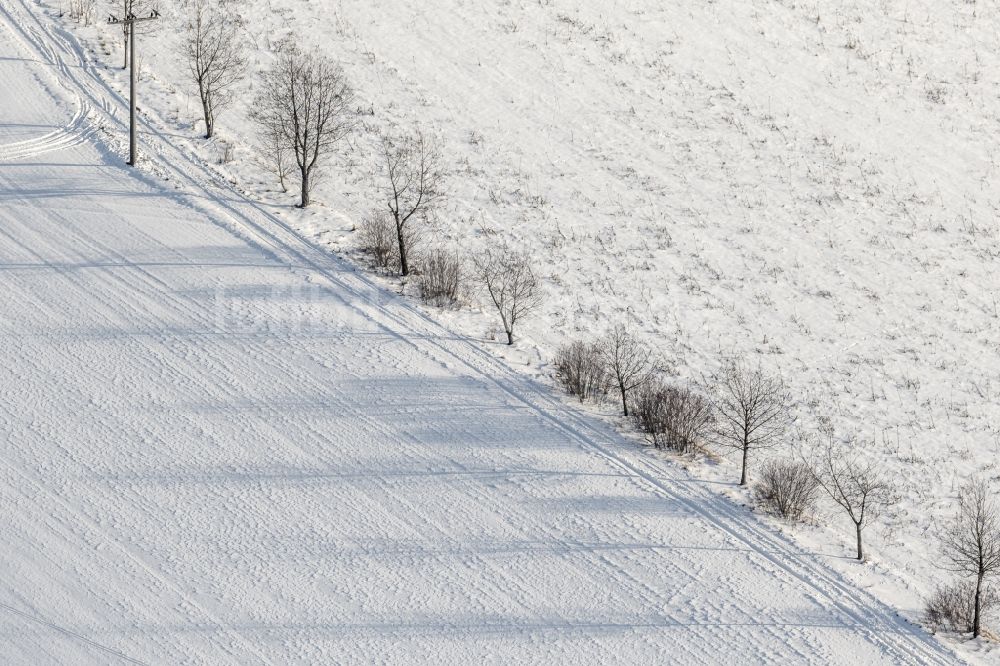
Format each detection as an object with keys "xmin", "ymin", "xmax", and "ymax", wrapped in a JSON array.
[{"xmin": 108, "ymin": 9, "xmax": 159, "ymax": 166}]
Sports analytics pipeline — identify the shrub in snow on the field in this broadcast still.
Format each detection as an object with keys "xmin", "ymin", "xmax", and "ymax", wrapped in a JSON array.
[
  {"xmin": 630, "ymin": 381, "xmax": 664, "ymax": 444},
  {"xmin": 925, "ymin": 580, "xmax": 999, "ymax": 635},
  {"xmin": 754, "ymin": 459, "xmax": 819, "ymax": 522},
  {"xmin": 554, "ymin": 341, "xmax": 607, "ymax": 402},
  {"xmin": 358, "ymin": 210, "xmax": 398, "ymax": 271},
  {"xmin": 417, "ymin": 248, "xmax": 463, "ymax": 307},
  {"xmin": 632, "ymin": 380, "xmax": 712, "ymax": 455}
]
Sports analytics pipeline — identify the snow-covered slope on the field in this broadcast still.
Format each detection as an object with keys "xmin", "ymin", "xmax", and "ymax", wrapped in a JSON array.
[
  {"xmin": 0, "ymin": 0, "xmax": 971, "ymax": 662},
  {"xmin": 56, "ymin": 0, "xmax": 1000, "ymax": 657}
]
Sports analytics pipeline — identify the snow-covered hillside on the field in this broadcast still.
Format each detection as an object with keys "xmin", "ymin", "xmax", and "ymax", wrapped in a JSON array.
[
  {"xmin": 2, "ymin": 0, "xmax": 998, "ymax": 661},
  {"xmin": 0, "ymin": 0, "xmax": 968, "ymax": 661},
  {"xmin": 65, "ymin": 0, "xmax": 1000, "ymax": 652}
]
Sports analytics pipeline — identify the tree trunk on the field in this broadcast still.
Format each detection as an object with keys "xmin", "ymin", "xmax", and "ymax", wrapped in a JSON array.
[
  {"xmin": 974, "ymin": 574, "xmax": 983, "ymax": 637},
  {"xmin": 396, "ymin": 222, "xmax": 409, "ymax": 276},
  {"xmin": 855, "ymin": 523, "xmax": 864, "ymax": 561},
  {"xmin": 201, "ymin": 91, "xmax": 213, "ymax": 139},
  {"xmin": 620, "ymin": 385, "xmax": 628, "ymax": 417},
  {"xmin": 123, "ymin": 34, "xmax": 129, "ymax": 69},
  {"xmin": 739, "ymin": 441, "xmax": 749, "ymax": 486},
  {"xmin": 299, "ymin": 169, "xmax": 310, "ymax": 207},
  {"xmin": 506, "ymin": 329, "xmax": 513, "ymax": 345}
]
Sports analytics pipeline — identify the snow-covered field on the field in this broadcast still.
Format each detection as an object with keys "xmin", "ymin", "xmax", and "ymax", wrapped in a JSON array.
[
  {"xmin": 0, "ymin": 0, "xmax": 997, "ymax": 662},
  {"xmin": 74, "ymin": 0, "xmax": 1000, "ymax": 655}
]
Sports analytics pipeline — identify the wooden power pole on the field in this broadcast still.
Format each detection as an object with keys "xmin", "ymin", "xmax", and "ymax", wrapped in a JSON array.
[{"xmin": 108, "ymin": 9, "xmax": 160, "ymax": 166}]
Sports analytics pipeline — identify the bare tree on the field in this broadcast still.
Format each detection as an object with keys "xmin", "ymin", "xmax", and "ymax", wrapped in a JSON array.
[
  {"xmin": 250, "ymin": 45, "xmax": 354, "ymax": 207},
  {"xmin": 358, "ymin": 209, "xmax": 396, "ymax": 271},
  {"xmin": 473, "ymin": 244, "xmax": 541, "ymax": 345},
  {"xmin": 813, "ymin": 439, "xmax": 896, "ymax": 561},
  {"xmin": 601, "ymin": 325, "xmax": 652, "ymax": 417},
  {"xmin": 710, "ymin": 359, "xmax": 790, "ymax": 486},
  {"xmin": 379, "ymin": 129, "xmax": 446, "ymax": 276},
  {"xmin": 182, "ymin": 0, "xmax": 246, "ymax": 139},
  {"xmin": 940, "ymin": 478, "xmax": 1000, "ymax": 638},
  {"xmin": 417, "ymin": 248, "xmax": 463, "ymax": 306}
]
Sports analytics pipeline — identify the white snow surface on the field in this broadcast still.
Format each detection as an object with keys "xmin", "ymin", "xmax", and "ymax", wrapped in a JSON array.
[{"xmin": 0, "ymin": 0, "xmax": 994, "ymax": 662}]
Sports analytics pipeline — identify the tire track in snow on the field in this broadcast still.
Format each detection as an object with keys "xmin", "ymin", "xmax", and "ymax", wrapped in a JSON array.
[
  {"xmin": 0, "ymin": 11, "xmax": 280, "ymax": 664},
  {"xmin": 0, "ymin": 219, "xmax": 265, "ymax": 664},
  {"xmin": 0, "ymin": 14, "xmax": 96, "ymax": 162},
  {"xmin": 0, "ymin": 602, "xmax": 146, "ymax": 665},
  {"xmin": 0, "ymin": 99, "xmax": 97, "ymax": 162}
]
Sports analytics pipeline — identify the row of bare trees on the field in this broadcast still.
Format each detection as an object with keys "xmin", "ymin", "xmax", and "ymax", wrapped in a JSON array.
[
  {"xmin": 181, "ymin": 2, "xmax": 449, "ymax": 238},
  {"xmin": 553, "ymin": 341, "xmax": 895, "ymax": 563},
  {"xmin": 105, "ymin": 2, "xmax": 445, "ymax": 271},
  {"xmin": 554, "ymin": 335, "xmax": 1000, "ymax": 637},
  {"xmin": 179, "ymin": 2, "xmax": 545, "ymax": 344},
  {"xmin": 555, "ymin": 335, "xmax": 791, "ymax": 487}
]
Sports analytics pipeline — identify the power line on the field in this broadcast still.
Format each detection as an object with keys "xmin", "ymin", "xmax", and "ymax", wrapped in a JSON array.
[{"xmin": 108, "ymin": 9, "xmax": 160, "ymax": 167}]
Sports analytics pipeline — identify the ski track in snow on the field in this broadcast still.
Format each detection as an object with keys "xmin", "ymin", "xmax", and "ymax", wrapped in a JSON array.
[
  {"xmin": 0, "ymin": 0, "xmax": 963, "ymax": 663},
  {"xmin": 0, "ymin": 10, "xmax": 98, "ymax": 162},
  {"xmin": 0, "ymin": 101, "xmax": 97, "ymax": 162}
]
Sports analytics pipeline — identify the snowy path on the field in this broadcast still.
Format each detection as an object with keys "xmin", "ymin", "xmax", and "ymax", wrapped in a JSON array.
[{"xmin": 0, "ymin": 1, "xmax": 960, "ymax": 663}]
